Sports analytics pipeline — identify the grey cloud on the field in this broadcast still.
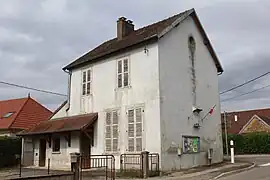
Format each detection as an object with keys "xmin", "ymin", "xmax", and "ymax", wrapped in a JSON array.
[{"xmin": 0, "ymin": 0, "xmax": 269, "ymax": 112}]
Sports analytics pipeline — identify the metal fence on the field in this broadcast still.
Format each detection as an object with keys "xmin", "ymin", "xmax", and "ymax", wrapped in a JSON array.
[
  {"xmin": 149, "ymin": 153, "xmax": 159, "ymax": 177},
  {"xmin": 120, "ymin": 153, "xmax": 160, "ymax": 178},
  {"xmin": 16, "ymin": 157, "xmax": 51, "ymax": 178},
  {"xmin": 80, "ymin": 154, "xmax": 115, "ymax": 180},
  {"xmin": 120, "ymin": 153, "xmax": 143, "ymax": 178}
]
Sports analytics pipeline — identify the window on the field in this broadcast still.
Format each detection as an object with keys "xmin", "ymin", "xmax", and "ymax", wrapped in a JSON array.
[
  {"xmin": 52, "ymin": 138, "xmax": 60, "ymax": 152},
  {"xmin": 117, "ymin": 58, "xmax": 129, "ymax": 88},
  {"xmin": 82, "ymin": 68, "xmax": 92, "ymax": 95},
  {"xmin": 183, "ymin": 136, "xmax": 200, "ymax": 153},
  {"xmin": 127, "ymin": 108, "xmax": 143, "ymax": 152},
  {"xmin": 2, "ymin": 112, "xmax": 14, "ymax": 118},
  {"xmin": 105, "ymin": 111, "xmax": 119, "ymax": 152}
]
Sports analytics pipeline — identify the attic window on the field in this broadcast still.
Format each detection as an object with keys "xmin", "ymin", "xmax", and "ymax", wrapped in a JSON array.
[{"xmin": 2, "ymin": 112, "xmax": 14, "ymax": 118}]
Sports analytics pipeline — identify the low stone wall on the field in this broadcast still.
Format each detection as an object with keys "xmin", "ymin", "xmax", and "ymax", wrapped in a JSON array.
[{"xmin": 8, "ymin": 173, "xmax": 74, "ymax": 180}]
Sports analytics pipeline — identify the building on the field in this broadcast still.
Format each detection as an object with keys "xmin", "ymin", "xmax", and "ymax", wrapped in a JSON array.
[
  {"xmin": 0, "ymin": 96, "xmax": 52, "ymax": 136},
  {"xmin": 222, "ymin": 108, "xmax": 270, "ymax": 134},
  {"xmin": 20, "ymin": 8, "xmax": 223, "ymax": 171}
]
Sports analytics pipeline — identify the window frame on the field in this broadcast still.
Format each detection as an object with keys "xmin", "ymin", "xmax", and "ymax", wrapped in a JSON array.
[
  {"xmin": 52, "ymin": 137, "xmax": 61, "ymax": 153},
  {"xmin": 127, "ymin": 107, "xmax": 144, "ymax": 152},
  {"xmin": 2, "ymin": 112, "xmax": 14, "ymax": 118},
  {"xmin": 117, "ymin": 57, "xmax": 130, "ymax": 88},
  {"xmin": 82, "ymin": 68, "xmax": 92, "ymax": 96},
  {"xmin": 104, "ymin": 110, "xmax": 120, "ymax": 153}
]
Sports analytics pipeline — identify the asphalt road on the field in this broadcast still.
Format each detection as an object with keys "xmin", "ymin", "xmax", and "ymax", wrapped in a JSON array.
[{"xmin": 219, "ymin": 155, "xmax": 270, "ymax": 180}]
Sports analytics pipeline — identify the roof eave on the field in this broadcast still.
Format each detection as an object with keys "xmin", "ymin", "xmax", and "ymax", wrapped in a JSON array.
[
  {"xmin": 63, "ymin": 36, "xmax": 158, "ymax": 71},
  {"xmin": 158, "ymin": 9, "xmax": 223, "ymax": 73},
  {"xmin": 191, "ymin": 11, "xmax": 223, "ymax": 73}
]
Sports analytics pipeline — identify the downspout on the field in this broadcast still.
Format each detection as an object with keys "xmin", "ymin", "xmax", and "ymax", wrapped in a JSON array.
[{"xmin": 64, "ymin": 69, "xmax": 71, "ymax": 112}]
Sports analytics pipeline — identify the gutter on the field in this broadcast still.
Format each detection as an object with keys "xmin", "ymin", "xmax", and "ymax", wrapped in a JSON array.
[{"xmin": 63, "ymin": 69, "xmax": 71, "ymax": 112}]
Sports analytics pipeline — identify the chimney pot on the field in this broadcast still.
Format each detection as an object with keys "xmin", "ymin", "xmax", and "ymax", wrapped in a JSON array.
[
  {"xmin": 117, "ymin": 17, "xmax": 134, "ymax": 40},
  {"xmin": 127, "ymin": 20, "xmax": 133, "ymax": 24}
]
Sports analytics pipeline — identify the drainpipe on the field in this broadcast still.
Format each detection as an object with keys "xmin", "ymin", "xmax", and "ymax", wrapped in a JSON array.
[{"xmin": 64, "ymin": 69, "xmax": 71, "ymax": 112}]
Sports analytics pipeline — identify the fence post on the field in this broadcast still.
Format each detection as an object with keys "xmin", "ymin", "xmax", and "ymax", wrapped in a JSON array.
[
  {"xmin": 47, "ymin": 158, "xmax": 50, "ymax": 174},
  {"xmin": 70, "ymin": 153, "xmax": 80, "ymax": 180},
  {"xmin": 141, "ymin": 151, "xmax": 149, "ymax": 179}
]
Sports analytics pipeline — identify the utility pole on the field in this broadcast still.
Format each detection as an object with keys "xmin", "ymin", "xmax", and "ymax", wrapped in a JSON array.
[{"xmin": 224, "ymin": 111, "xmax": 229, "ymax": 157}]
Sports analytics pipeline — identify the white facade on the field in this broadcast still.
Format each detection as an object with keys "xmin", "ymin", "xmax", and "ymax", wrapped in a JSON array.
[
  {"xmin": 31, "ymin": 132, "xmax": 80, "ymax": 169},
  {"xmin": 158, "ymin": 16, "xmax": 223, "ymax": 170},
  {"xmin": 27, "ymin": 13, "xmax": 223, "ymax": 171}
]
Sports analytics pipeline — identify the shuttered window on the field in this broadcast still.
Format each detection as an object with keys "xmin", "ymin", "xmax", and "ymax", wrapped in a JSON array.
[
  {"xmin": 82, "ymin": 68, "xmax": 92, "ymax": 95},
  {"xmin": 117, "ymin": 58, "xmax": 129, "ymax": 88},
  {"xmin": 128, "ymin": 108, "xmax": 143, "ymax": 152},
  {"xmin": 105, "ymin": 111, "xmax": 119, "ymax": 152}
]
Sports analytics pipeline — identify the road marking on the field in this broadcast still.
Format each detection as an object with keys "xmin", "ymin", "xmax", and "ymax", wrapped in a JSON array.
[{"xmin": 259, "ymin": 163, "xmax": 270, "ymax": 167}]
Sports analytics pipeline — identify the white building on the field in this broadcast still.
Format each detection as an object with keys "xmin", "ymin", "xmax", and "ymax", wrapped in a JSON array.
[{"xmin": 20, "ymin": 8, "xmax": 224, "ymax": 171}]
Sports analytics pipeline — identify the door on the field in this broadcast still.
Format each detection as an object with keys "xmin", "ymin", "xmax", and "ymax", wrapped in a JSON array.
[
  {"xmin": 39, "ymin": 139, "xmax": 46, "ymax": 167},
  {"xmin": 80, "ymin": 133, "xmax": 92, "ymax": 169},
  {"xmin": 80, "ymin": 133, "xmax": 91, "ymax": 156},
  {"xmin": 22, "ymin": 138, "xmax": 34, "ymax": 166}
]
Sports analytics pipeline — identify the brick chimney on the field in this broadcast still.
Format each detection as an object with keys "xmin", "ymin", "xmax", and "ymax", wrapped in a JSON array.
[{"xmin": 117, "ymin": 17, "xmax": 134, "ymax": 40}]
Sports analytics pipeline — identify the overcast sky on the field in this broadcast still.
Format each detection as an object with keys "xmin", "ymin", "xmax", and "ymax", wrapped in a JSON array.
[{"xmin": 0, "ymin": 0, "xmax": 269, "ymax": 112}]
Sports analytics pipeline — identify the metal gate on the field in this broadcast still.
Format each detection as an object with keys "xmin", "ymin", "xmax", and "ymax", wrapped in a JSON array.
[
  {"xmin": 80, "ymin": 154, "xmax": 115, "ymax": 180},
  {"xmin": 149, "ymin": 153, "xmax": 159, "ymax": 177},
  {"xmin": 120, "ymin": 153, "xmax": 143, "ymax": 178},
  {"xmin": 120, "ymin": 153, "xmax": 160, "ymax": 178}
]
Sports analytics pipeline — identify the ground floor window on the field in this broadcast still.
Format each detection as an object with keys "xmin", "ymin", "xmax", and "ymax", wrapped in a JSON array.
[
  {"xmin": 182, "ymin": 136, "xmax": 200, "ymax": 153},
  {"xmin": 127, "ymin": 107, "xmax": 143, "ymax": 152},
  {"xmin": 105, "ymin": 110, "xmax": 119, "ymax": 152},
  {"xmin": 52, "ymin": 137, "xmax": 60, "ymax": 152}
]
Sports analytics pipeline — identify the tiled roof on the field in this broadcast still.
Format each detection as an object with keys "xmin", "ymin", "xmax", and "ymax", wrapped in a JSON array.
[
  {"xmin": 0, "ymin": 97, "xmax": 52, "ymax": 130},
  {"xmin": 19, "ymin": 113, "xmax": 98, "ymax": 135},
  {"xmin": 63, "ymin": 9, "xmax": 223, "ymax": 73},
  {"xmin": 222, "ymin": 108, "xmax": 270, "ymax": 134},
  {"xmin": 0, "ymin": 98, "xmax": 28, "ymax": 129}
]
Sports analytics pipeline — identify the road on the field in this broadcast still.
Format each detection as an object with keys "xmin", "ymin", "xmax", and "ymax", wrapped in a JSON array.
[{"xmin": 219, "ymin": 155, "xmax": 270, "ymax": 180}]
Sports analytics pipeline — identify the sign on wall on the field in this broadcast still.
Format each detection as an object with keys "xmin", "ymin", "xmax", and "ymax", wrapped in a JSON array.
[{"xmin": 183, "ymin": 136, "xmax": 200, "ymax": 153}]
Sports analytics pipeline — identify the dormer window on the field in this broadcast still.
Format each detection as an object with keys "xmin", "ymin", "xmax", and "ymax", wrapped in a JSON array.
[
  {"xmin": 117, "ymin": 58, "xmax": 130, "ymax": 88},
  {"xmin": 2, "ymin": 112, "xmax": 14, "ymax": 118},
  {"xmin": 82, "ymin": 68, "xmax": 92, "ymax": 96}
]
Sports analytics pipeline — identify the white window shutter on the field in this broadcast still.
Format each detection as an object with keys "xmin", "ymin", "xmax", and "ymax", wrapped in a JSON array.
[{"xmin": 105, "ymin": 111, "xmax": 119, "ymax": 153}]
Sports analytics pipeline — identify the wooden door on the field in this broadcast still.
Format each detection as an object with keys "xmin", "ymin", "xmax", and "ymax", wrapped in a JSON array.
[{"xmin": 39, "ymin": 139, "xmax": 46, "ymax": 167}]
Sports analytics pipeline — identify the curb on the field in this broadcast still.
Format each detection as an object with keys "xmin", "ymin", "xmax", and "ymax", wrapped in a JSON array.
[{"xmin": 212, "ymin": 162, "xmax": 256, "ymax": 179}]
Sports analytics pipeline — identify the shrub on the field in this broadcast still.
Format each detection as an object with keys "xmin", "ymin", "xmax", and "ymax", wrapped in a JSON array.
[
  {"xmin": 223, "ymin": 133, "xmax": 270, "ymax": 154},
  {"xmin": 0, "ymin": 136, "xmax": 21, "ymax": 168}
]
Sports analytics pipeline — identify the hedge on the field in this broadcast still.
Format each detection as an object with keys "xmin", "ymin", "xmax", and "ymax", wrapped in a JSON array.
[
  {"xmin": 0, "ymin": 136, "xmax": 22, "ymax": 168},
  {"xmin": 223, "ymin": 132, "xmax": 270, "ymax": 154}
]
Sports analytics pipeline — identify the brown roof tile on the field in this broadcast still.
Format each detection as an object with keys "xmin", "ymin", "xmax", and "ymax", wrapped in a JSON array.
[
  {"xmin": 63, "ymin": 9, "xmax": 223, "ymax": 73},
  {"xmin": 222, "ymin": 108, "xmax": 270, "ymax": 134},
  {"xmin": 0, "ymin": 97, "xmax": 52, "ymax": 130},
  {"xmin": 19, "ymin": 113, "xmax": 98, "ymax": 135}
]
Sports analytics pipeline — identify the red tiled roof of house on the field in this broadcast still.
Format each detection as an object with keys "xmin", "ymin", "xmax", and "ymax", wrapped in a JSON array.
[
  {"xmin": 19, "ymin": 113, "xmax": 98, "ymax": 135},
  {"xmin": 222, "ymin": 108, "xmax": 270, "ymax": 134},
  {"xmin": 0, "ymin": 97, "xmax": 52, "ymax": 131}
]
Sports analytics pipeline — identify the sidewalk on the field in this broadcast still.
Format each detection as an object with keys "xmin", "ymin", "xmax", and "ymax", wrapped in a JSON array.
[
  {"xmin": 166, "ymin": 161, "xmax": 253, "ymax": 180},
  {"xmin": 119, "ymin": 161, "xmax": 254, "ymax": 180}
]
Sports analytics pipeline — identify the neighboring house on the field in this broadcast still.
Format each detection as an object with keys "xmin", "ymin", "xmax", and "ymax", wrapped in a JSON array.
[
  {"xmin": 20, "ymin": 8, "xmax": 223, "ymax": 171},
  {"xmin": 0, "ymin": 96, "xmax": 52, "ymax": 136},
  {"xmin": 221, "ymin": 108, "xmax": 270, "ymax": 134}
]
